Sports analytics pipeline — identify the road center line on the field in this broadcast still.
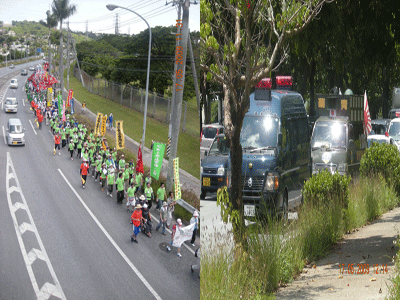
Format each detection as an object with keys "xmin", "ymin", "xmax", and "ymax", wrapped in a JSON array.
[
  {"xmin": 28, "ymin": 119, "xmax": 37, "ymax": 135},
  {"xmin": 58, "ymin": 169, "xmax": 162, "ymax": 300},
  {"xmin": 6, "ymin": 152, "xmax": 66, "ymax": 300}
]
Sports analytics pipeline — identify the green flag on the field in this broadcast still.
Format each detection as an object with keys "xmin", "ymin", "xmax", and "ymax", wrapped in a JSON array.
[
  {"xmin": 150, "ymin": 142, "xmax": 165, "ymax": 181},
  {"xmin": 58, "ymin": 94, "xmax": 63, "ymax": 117}
]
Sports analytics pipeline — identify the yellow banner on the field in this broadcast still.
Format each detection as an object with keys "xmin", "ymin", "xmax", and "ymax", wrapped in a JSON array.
[
  {"xmin": 47, "ymin": 88, "xmax": 53, "ymax": 107},
  {"xmin": 95, "ymin": 113, "xmax": 103, "ymax": 135},
  {"xmin": 173, "ymin": 157, "xmax": 181, "ymax": 200},
  {"xmin": 102, "ymin": 138, "xmax": 108, "ymax": 151},
  {"xmin": 116, "ymin": 121, "xmax": 125, "ymax": 150},
  {"xmin": 101, "ymin": 115, "xmax": 107, "ymax": 136}
]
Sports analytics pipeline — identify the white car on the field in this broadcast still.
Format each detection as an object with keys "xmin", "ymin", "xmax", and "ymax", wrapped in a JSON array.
[
  {"xmin": 4, "ymin": 98, "xmax": 18, "ymax": 113},
  {"xmin": 10, "ymin": 78, "xmax": 18, "ymax": 89},
  {"xmin": 201, "ymin": 124, "xmax": 224, "ymax": 155},
  {"xmin": 367, "ymin": 134, "xmax": 393, "ymax": 148},
  {"xmin": 388, "ymin": 118, "xmax": 400, "ymax": 151}
]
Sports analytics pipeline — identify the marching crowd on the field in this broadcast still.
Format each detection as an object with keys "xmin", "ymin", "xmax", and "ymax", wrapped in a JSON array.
[{"xmin": 25, "ymin": 80, "xmax": 199, "ymax": 259}]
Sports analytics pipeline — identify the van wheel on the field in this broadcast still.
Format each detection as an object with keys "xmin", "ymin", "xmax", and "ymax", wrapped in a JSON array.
[{"xmin": 200, "ymin": 190, "xmax": 206, "ymax": 199}]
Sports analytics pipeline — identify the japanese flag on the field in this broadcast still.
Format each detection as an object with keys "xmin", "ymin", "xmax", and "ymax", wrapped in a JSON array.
[{"xmin": 364, "ymin": 91, "xmax": 372, "ymax": 135}]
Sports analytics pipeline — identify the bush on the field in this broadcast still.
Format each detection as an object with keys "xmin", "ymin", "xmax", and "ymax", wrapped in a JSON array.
[
  {"xmin": 302, "ymin": 169, "xmax": 351, "ymax": 208},
  {"xmin": 360, "ymin": 143, "xmax": 400, "ymax": 194}
]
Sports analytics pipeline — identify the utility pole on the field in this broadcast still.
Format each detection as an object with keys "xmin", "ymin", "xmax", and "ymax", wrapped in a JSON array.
[
  {"xmin": 188, "ymin": 31, "xmax": 201, "ymax": 135},
  {"xmin": 86, "ymin": 20, "xmax": 88, "ymax": 40},
  {"xmin": 166, "ymin": 0, "xmax": 191, "ymax": 194},
  {"xmin": 67, "ymin": 20, "xmax": 70, "ymax": 92},
  {"xmin": 72, "ymin": 39, "xmax": 84, "ymax": 87},
  {"xmin": 115, "ymin": 13, "xmax": 119, "ymax": 35}
]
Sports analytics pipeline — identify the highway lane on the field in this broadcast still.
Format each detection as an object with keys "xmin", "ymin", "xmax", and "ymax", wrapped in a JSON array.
[{"xmin": 0, "ymin": 67, "xmax": 199, "ymax": 299}]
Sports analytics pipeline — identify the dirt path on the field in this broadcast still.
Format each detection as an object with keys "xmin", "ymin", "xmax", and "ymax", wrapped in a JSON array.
[{"xmin": 276, "ymin": 207, "xmax": 400, "ymax": 300}]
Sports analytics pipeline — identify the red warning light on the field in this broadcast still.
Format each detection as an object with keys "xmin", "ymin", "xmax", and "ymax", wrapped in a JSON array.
[{"xmin": 255, "ymin": 78, "xmax": 272, "ymax": 89}]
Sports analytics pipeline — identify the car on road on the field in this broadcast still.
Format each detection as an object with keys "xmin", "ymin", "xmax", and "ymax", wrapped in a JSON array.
[
  {"xmin": 21, "ymin": 69, "xmax": 28, "ymax": 76},
  {"xmin": 367, "ymin": 134, "xmax": 394, "ymax": 148},
  {"xmin": 7, "ymin": 118, "xmax": 25, "ymax": 146},
  {"xmin": 29, "ymin": 66, "xmax": 35, "ymax": 71},
  {"xmin": 10, "ymin": 78, "xmax": 18, "ymax": 89},
  {"xmin": 200, "ymin": 123, "xmax": 224, "ymax": 154},
  {"xmin": 371, "ymin": 119, "xmax": 391, "ymax": 135},
  {"xmin": 4, "ymin": 97, "xmax": 18, "ymax": 113},
  {"xmin": 388, "ymin": 118, "xmax": 400, "ymax": 152},
  {"xmin": 200, "ymin": 134, "xmax": 230, "ymax": 199},
  {"xmin": 9, "ymin": 64, "xmax": 15, "ymax": 69}
]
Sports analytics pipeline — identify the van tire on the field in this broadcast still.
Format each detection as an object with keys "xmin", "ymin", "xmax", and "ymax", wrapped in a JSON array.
[{"xmin": 200, "ymin": 190, "xmax": 206, "ymax": 199}]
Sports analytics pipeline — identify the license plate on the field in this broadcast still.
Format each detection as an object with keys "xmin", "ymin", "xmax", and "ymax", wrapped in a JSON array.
[
  {"xmin": 7, "ymin": 110, "xmax": 10, "ymax": 112},
  {"xmin": 13, "ymin": 141, "xmax": 17, "ymax": 144},
  {"xmin": 244, "ymin": 205, "xmax": 255, "ymax": 217},
  {"xmin": 203, "ymin": 177, "xmax": 210, "ymax": 187}
]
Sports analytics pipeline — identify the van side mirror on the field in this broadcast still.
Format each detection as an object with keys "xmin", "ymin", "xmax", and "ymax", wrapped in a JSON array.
[
  {"xmin": 278, "ymin": 133, "xmax": 283, "ymax": 147},
  {"xmin": 24, "ymin": 128, "xmax": 26, "ymax": 132},
  {"xmin": 204, "ymin": 150, "xmax": 208, "ymax": 156},
  {"xmin": 349, "ymin": 139, "xmax": 355, "ymax": 148}
]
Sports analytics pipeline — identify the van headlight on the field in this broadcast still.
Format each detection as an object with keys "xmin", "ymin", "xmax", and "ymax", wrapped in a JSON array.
[
  {"xmin": 264, "ymin": 173, "xmax": 279, "ymax": 191},
  {"xmin": 200, "ymin": 166, "xmax": 203, "ymax": 174},
  {"xmin": 217, "ymin": 167, "xmax": 225, "ymax": 175}
]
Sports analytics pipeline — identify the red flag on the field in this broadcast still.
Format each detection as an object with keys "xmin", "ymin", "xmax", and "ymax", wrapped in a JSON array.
[
  {"xmin": 364, "ymin": 91, "xmax": 372, "ymax": 135},
  {"xmin": 136, "ymin": 145, "xmax": 144, "ymax": 174}
]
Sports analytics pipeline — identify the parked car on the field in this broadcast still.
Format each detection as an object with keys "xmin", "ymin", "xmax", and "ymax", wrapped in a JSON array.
[
  {"xmin": 4, "ymin": 97, "xmax": 18, "ymax": 113},
  {"xmin": 7, "ymin": 118, "xmax": 25, "ymax": 146},
  {"xmin": 200, "ymin": 134, "xmax": 230, "ymax": 199},
  {"xmin": 10, "ymin": 78, "xmax": 18, "ymax": 89},
  {"xmin": 200, "ymin": 123, "xmax": 224, "ymax": 154},
  {"xmin": 388, "ymin": 118, "xmax": 400, "ymax": 152},
  {"xmin": 367, "ymin": 134, "xmax": 394, "ymax": 148},
  {"xmin": 21, "ymin": 69, "xmax": 28, "ymax": 76},
  {"xmin": 9, "ymin": 64, "xmax": 15, "ymax": 69},
  {"xmin": 371, "ymin": 119, "xmax": 391, "ymax": 135}
]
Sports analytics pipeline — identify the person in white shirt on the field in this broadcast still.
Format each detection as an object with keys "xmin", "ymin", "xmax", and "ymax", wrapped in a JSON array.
[{"xmin": 190, "ymin": 211, "xmax": 199, "ymax": 247}]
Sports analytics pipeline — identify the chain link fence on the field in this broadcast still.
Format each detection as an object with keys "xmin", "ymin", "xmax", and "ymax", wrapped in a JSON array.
[{"xmin": 74, "ymin": 67, "xmax": 198, "ymax": 137}]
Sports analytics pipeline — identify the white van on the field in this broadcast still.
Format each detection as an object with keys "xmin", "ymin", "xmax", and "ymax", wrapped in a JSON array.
[
  {"xmin": 7, "ymin": 118, "xmax": 25, "ymax": 146},
  {"xmin": 4, "ymin": 97, "xmax": 18, "ymax": 113}
]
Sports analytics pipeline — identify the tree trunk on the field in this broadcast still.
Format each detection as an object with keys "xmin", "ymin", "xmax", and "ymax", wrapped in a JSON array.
[
  {"xmin": 59, "ymin": 22, "xmax": 63, "ymax": 98},
  {"xmin": 382, "ymin": 65, "xmax": 390, "ymax": 118},
  {"xmin": 309, "ymin": 57, "xmax": 316, "ymax": 117}
]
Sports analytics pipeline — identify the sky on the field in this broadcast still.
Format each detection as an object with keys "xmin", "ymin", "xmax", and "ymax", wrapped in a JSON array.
[{"xmin": 0, "ymin": 0, "xmax": 200, "ymax": 35}]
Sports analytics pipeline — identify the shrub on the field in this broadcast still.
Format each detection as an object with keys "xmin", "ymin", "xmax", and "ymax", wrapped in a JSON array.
[{"xmin": 360, "ymin": 143, "xmax": 400, "ymax": 194}]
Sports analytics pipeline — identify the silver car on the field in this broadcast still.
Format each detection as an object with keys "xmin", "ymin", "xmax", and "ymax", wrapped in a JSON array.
[
  {"xmin": 7, "ymin": 118, "xmax": 25, "ymax": 146},
  {"xmin": 4, "ymin": 98, "xmax": 18, "ymax": 113},
  {"xmin": 201, "ymin": 124, "xmax": 224, "ymax": 155}
]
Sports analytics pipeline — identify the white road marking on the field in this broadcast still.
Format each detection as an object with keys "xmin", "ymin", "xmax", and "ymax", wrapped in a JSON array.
[
  {"xmin": 6, "ymin": 152, "xmax": 66, "ymax": 300},
  {"xmin": 58, "ymin": 169, "xmax": 162, "ymax": 300},
  {"xmin": 29, "ymin": 119, "xmax": 37, "ymax": 135},
  {"xmin": 22, "ymin": 98, "xmax": 25, "ymax": 106},
  {"xmin": 2, "ymin": 126, "xmax": 6, "ymax": 144}
]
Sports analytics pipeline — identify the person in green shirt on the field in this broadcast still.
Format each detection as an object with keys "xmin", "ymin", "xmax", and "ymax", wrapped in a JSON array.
[
  {"xmin": 81, "ymin": 148, "xmax": 89, "ymax": 163},
  {"xmin": 77, "ymin": 139, "xmax": 83, "ymax": 158},
  {"xmin": 65, "ymin": 126, "xmax": 70, "ymax": 144},
  {"xmin": 118, "ymin": 154, "xmax": 125, "ymax": 171},
  {"xmin": 136, "ymin": 172, "xmax": 143, "ymax": 194},
  {"xmin": 123, "ymin": 164, "xmax": 130, "ymax": 192},
  {"xmin": 116, "ymin": 172, "xmax": 125, "ymax": 204},
  {"xmin": 126, "ymin": 182, "xmax": 136, "ymax": 212},
  {"xmin": 69, "ymin": 139, "xmax": 75, "ymax": 160},
  {"xmin": 107, "ymin": 168, "xmax": 115, "ymax": 197},
  {"xmin": 144, "ymin": 182, "xmax": 154, "ymax": 210},
  {"xmin": 156, "ymin": 182, "xmax": 167, "ymax": 211}
]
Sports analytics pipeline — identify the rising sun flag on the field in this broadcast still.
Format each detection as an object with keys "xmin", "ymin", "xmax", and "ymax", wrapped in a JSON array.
[{"xmin": 364, "ymin": 91, "xmax": 372, "ymax": 136}]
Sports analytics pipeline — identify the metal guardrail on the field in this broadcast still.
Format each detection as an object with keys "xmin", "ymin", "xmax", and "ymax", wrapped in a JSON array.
[{"xmin": 176, "ymin": 198, "xmax": 199, "ymax": 216}]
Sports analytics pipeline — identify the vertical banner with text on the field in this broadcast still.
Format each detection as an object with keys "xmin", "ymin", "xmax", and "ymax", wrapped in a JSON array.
[
  {"xmin": 151, "ymin": 143, "xmax": 165, "ymax": 181},
  {"xmin": 116, "ymin": 121, "xmax": 125, "ymax": 150},
  {"xmin": 58, "ymin": 94, "xmax": 63, "ymax": 117},
  {"xmin": 101, "ymin": 115, "xmax": 107, "ymax": 136},
  {"xmin": 71, "ymin": 98, "xmax": 75, "ymax": 114},
  {"xmin": 95, "ymin": 113, "xmax": 103, "ymax": 135},
  {"xmin": 67, "ymin": 89, "xmax": 73, "ymax": 107},
  {"xmin": 173, "ymin": 157, "xmax": 181, "ymax": 200},
  {"xmin": 47, "ymin": 88, "xmax": 53, "ymax": 107}
]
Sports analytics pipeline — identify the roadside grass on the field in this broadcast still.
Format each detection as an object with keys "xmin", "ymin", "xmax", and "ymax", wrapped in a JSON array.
[
  {"xmin": 388, "ymin": 236, "xmax": 400, "ymax": 300},
  {"xmin": 201, "ymin": 174, "xmax": 399, "ymax": 299},
  {"xmin": 65, "ymin": 69, "xmax": 200, "ymax": 179},
  {"xmin": 0, "ymin": 57, "xmax": 39, "ymax": 68},
  {"xmin": 73, "ymin": 114, "xmax": 200, "ymax": 221}
]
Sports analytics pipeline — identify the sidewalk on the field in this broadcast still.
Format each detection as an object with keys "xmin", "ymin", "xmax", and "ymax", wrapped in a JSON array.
[
  {"xmin": 68, "ymin": 94, "xmax": 201, "ymax": 197},
  {"xmin": 275, "ymin": 207, "xmax": 400, "ymax": 299}
]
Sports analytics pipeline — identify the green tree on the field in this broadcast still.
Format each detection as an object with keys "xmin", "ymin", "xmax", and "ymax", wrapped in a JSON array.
[
  {"xmin": 52, "ymin": 0, "xmax": 76, "ymax": 95},
  {"xmin": 201, "ymin": 0, "xmax": 333, "ymax": 252},
  {"xmin": 40, "ymin": 10, "xmax": 58, "ymax": 74}
]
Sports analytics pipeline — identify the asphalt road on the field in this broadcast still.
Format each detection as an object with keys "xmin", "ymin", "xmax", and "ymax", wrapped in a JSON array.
[{"xmin": 0, "ymin": 62, "xmax": 200, "ymax": 300}]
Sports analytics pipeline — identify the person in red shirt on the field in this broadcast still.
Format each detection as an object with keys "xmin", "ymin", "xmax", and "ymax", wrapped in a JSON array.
[
  {"xmin": 37, "ymin": 113, "xmax": 43, "ymax": 130},
  {"xmin": 80, "ymin": 159, "xmax": 89, "ymax": 189},
  {"xmin": 130, "ymin": 204, "xmax": 143, "ymax": 243},
  {"xmin": 54, "ymin": 133, "xmax": 61, "ymax": 155}
]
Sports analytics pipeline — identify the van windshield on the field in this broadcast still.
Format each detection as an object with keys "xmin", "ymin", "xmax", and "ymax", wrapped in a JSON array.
[
  {"xmin": 311, "ymin": 121, "xmax": 346, "ymax": 148},
  {"xmin": 240, "ymin": 115, "xmax": 279, "ymax": 149},
  {"xmin": 209, "ymin": 136, "xmax": 230, "ymax": 155},
  {"xmin": 10, "ymin": 125, "xmax": 22, "ymax": 133},
  {"xmin": 389, "ymin": 122, "xmax": 400, "ymax": 141},
  {"xmin": 6, "ymin": 99, "xmax": 16, "ymax": 105}
]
